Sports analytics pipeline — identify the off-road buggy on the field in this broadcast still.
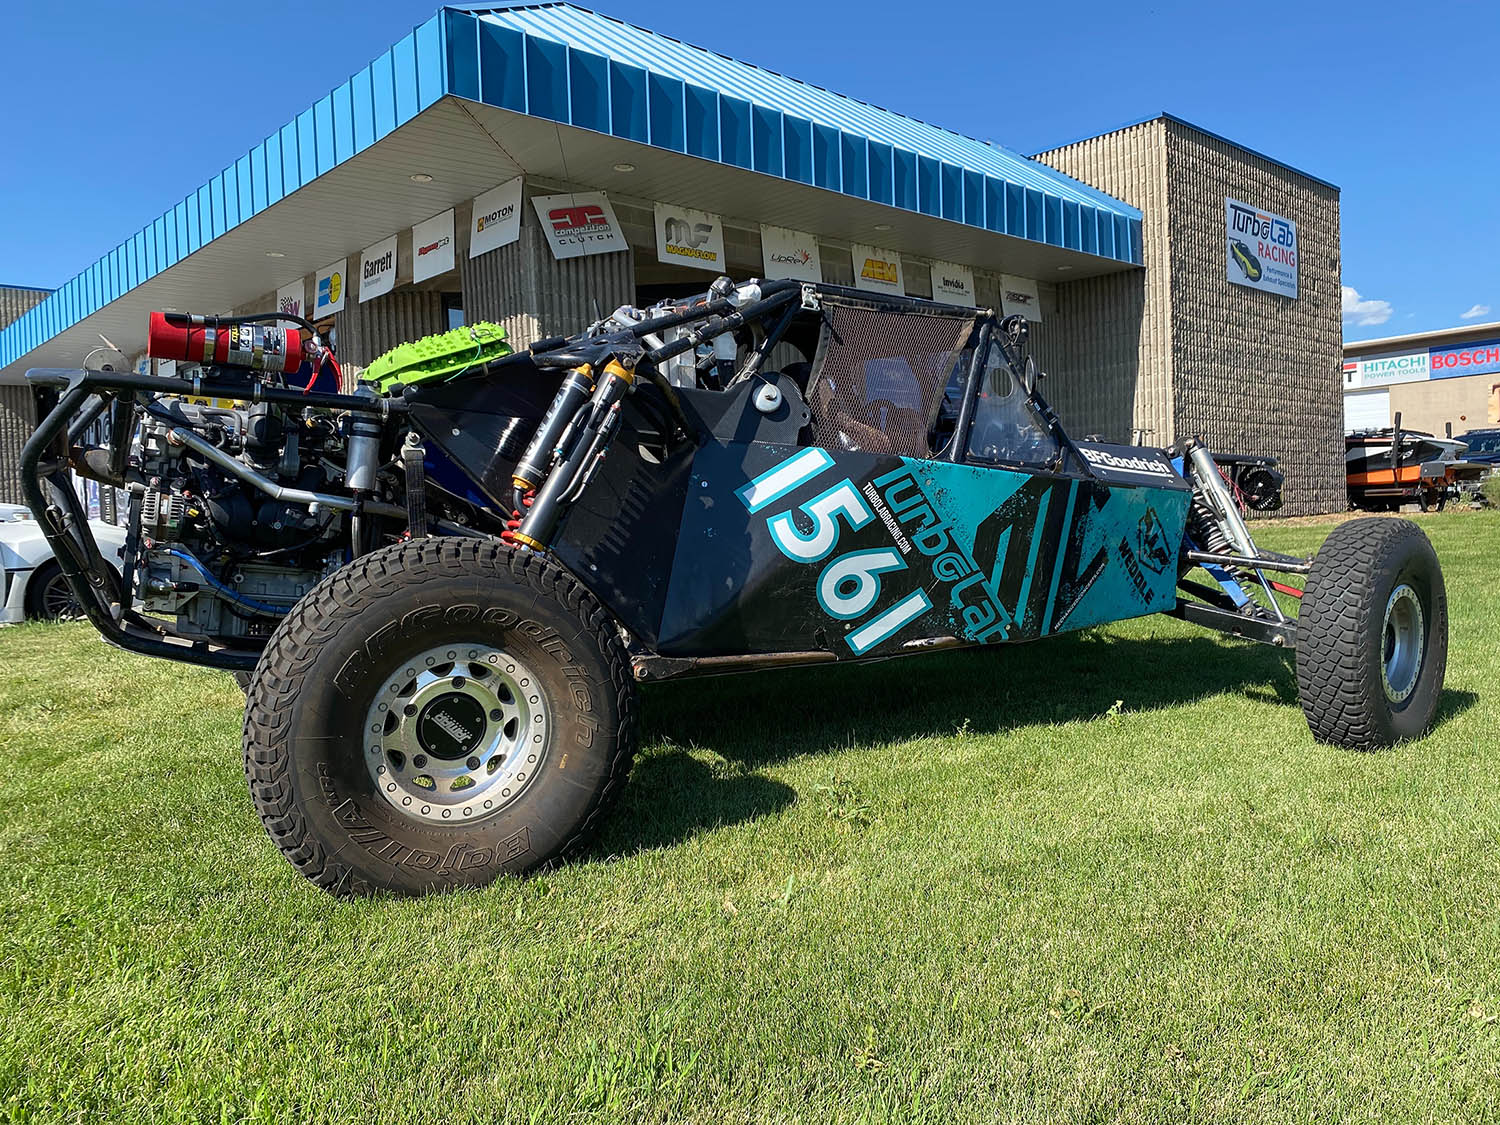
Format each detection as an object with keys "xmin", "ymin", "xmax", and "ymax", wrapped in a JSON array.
[{"xmin": 23, "ymin": 278, "xmax": 1448, "ymax": 895}]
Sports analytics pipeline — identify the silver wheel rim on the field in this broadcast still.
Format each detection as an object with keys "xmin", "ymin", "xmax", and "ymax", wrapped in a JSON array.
[
  {"xmin": 363, "ymin": 643, "xmax": 549, "ymax": 826},
  {"xmin": 1381, "ymin": 583, "xmax": 1425, "ymax": 705}
]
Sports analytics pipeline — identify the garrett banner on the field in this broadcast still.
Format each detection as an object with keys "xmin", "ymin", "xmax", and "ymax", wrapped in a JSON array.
[
  {"xmin": 358, "ymin": 234, "xmax": 398, "ymax": 303},
  {"xmin": 654, "ymin": 203, "xmax": 726, "ymax": 272}
]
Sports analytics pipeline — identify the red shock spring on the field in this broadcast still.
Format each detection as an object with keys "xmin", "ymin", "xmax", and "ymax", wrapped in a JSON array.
[{"xmin": 500, "ymin": 491, "xmax": 535, "ymax": 543}]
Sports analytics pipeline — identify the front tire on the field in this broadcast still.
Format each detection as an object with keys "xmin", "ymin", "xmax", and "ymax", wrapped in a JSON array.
[
  {"xmin": 1296, "ymin": 518, "xmax": 1447, "ymax": 749},
  {"xmin": 243, "ymin": 539, "xmax": 637, "ymax": 896}
]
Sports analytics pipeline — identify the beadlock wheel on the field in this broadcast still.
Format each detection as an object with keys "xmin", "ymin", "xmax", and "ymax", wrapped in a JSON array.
[{"xmin": 364, "ymin": 643, "xmax": 550, "ymax": 826}]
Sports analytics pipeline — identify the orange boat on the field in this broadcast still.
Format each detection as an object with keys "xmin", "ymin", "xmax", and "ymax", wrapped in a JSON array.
[{"xmin": 1347, "ymin": 425, "xmax": 1482, "ymax": 511}]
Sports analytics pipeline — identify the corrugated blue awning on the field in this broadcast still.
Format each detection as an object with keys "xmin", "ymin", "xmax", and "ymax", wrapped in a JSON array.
[
  {"xmin": 449, "ymin": 4, "xmax": 1141, "ymax": 260},
  {"xmin": 1, "ymin": 2, "xmax": 1142, "ymax": 373}
]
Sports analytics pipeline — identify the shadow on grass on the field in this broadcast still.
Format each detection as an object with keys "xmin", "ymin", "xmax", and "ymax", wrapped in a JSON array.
[
  {"xmin": 637, "ymin": 632, "xmax": 1304, "ymax": 770},
  {"xmin": 588, "ymin": 634, "xmax": 1478, "ymax": 861}
]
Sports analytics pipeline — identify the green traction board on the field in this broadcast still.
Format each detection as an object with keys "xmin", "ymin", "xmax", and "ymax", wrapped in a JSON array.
[{"xmin": 364, "ymin": 323, "xmax": 511, "ymax": 394}]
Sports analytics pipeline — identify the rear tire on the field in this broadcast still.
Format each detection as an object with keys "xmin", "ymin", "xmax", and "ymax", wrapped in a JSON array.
[
  {"xmin": 243, "ymin": 538, "xmax": 637, "ymax": 896},
  {"xmin": 1296, "ymin": 518, "xmax": 1447, "ymax": 749}
]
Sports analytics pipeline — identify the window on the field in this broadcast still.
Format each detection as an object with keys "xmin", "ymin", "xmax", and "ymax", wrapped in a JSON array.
[{"xmin": 965, "ymin": 341, "xmax": 1060, "ymax": 468}]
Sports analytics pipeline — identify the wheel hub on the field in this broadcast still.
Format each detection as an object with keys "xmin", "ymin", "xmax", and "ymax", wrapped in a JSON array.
[
  {"xmin": 1381, "ymin": 583, "xmax": 1425, "ymax": 705},
  {"xmin": 363, "ymin": 643, "xmax": 549, "ymax": 825}
]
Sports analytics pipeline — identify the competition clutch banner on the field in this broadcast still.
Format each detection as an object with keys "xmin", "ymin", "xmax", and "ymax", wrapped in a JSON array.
[
  {"xmin": 314, "ymin": 259, "xmax": 346, "ymax": 317},
  {"xmin": 469, "ymin": 177, "xmax": 523, "ymax": 259},
  {"xmin": 532, "ymin": 192, "xmax": 629, "ymax": 260},
  {"xmin": 275, "ymin": 278, "xmax": 306, "ymax": 320},
  {"xmin": 654, "ymin": 202, "xmax": 726, "ymax": 272},
  {"xmin": 851, "ymin": 244, "xmax": 905, "ymax": 296},
  {"xmin": 999, "ymin": 274, "xmax": 1042, "ymax": 322},
  {"xmin": 1225, "ymin": 197, "xmax": 1298, "ymax": 299},
  {"xmin": 760, "ymin": 225, "xmax": 822, "ymax": 282},
  {"xmin": 929, "ymin": 261, "xmax": 976, "ymax": 306},
  {"xmin": 412, "ymin": 209, "xmax": 456, "ymax": 283},
  {"xmin": 359, "ymin": 234, "xmax": 398, "ymax": 303}
]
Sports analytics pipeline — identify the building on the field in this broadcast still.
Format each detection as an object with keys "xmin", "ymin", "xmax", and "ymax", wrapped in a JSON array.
[
  {"xmin": 0, "ymin": 4, "xmax": 1342, "ymax": 513},
  {"xmin": 1, "ymin": 284, "xmax": 52, "ymax": 504},
  {"xmin": 1343, "ymin": 322, "xmax": 1500, "ymax": 438}
]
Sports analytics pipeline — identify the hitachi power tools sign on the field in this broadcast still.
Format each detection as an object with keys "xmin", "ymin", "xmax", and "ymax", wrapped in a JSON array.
[{"xmin": 1225, "ymin": 197, "xmax": 1298, "ymax": 299}]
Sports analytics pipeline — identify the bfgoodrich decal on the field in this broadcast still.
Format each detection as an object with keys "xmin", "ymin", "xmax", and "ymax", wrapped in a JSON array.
[
  {"xmin": 654, "ymin": 203, "xmax": 726, "ymax": 272},
  {"xmin": 532, "ymin": 192, "xmax": 629, "ymax": 260},
  {"xmin": 1225, "ymin": 197, "xmax": 1298, "ymax": 299},
  {"xmin": 412, "ymin": 209, "xmax": 455, "ymax": 283},
  {"xmin": 469, "ymin": 177, "xmax": 523, "ymax": 259},
  {"xmin": 358, "ymin": 234, "xmax": 398, "ymax": 303}
]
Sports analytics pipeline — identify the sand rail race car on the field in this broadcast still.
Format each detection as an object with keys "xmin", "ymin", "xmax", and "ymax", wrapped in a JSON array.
[{"xmin": 23, "ymin": 278, "xmax": 1448, "ymax": 895}]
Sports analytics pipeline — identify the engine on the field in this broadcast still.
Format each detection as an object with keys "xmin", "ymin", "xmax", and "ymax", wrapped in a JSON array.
[{"xmin": 128, "ymin": 397, "xmax": 361, "ymax": 641}]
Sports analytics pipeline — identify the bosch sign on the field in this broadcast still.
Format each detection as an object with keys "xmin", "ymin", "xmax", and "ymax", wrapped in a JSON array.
[{"xmin": 1430, "ymin": 339, "xmax": 1500, "ymax": 380}]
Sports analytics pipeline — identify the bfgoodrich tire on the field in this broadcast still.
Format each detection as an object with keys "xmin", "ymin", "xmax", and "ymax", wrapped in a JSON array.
[
  {"xmin": 243, "ymin": 538, "xmax": 637, "ymax": 896},
  {"xmin": 1296, "ymin": 518, "xmax": 1448, "ymax": 749}
]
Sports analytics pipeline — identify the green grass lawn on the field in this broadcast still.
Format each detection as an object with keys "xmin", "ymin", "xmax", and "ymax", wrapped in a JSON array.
[{"xmin": 1, "ymin": 512, "xmax": 1496, "ymax": 1123}]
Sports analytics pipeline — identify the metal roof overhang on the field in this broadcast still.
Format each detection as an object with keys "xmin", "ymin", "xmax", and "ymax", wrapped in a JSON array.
[{"xmin": 1, "ymin": 3, "xmax": 1143, "ymax": 384}]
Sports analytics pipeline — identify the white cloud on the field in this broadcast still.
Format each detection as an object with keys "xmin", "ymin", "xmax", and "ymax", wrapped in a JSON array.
[
  {"xmin": 1459, "ymin": 303, "xmax": 1491, "ymax": 321},
  {"xmin": 1342, "ymin": 286, "xmax": 1393, "ymax": 327}
]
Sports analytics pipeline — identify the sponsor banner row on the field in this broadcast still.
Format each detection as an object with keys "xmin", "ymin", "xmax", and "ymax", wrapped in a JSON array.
[
  {"xmin": 280, "ymin": 177, "xmax": 1043, "ymax": 316},
  {"xmin": 1345, "ymin": 338, "xmax": 1500, "ymax": 389}
]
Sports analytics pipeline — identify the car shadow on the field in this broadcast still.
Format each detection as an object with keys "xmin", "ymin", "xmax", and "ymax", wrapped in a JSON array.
[{"xmin": 585, "ymin": 634, "xmax": 1477, "ymax": 862}]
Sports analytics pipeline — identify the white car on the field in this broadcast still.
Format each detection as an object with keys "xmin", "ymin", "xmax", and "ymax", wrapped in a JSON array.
[{"xmin": 1, "ymin": 509, "xmax": 128, "ymax": 623}]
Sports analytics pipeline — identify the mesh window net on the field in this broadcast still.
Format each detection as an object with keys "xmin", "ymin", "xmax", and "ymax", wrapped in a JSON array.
[{"xmin": 806, "ymin": 296, "xmax": 978, "ymax": 459}]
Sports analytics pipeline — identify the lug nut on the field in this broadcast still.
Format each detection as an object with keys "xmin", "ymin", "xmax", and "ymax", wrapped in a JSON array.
[
  {"xmin": 466, "ymin": 756, "xmax": 481, "ymax": 770},
  {"xmin": 413, "ymin": 755, "xmax": 427, "ymax": 768},
  {"xmin": 490, "ymin": 709, "xmax": 503, "ymax": 721},
  {"xmin": 452, "ymin": 676, "xmax": 466, "ymax": 688},
  {"xmin": 404, "ymin": 704, "xmax": 418, "ymax": 716}
]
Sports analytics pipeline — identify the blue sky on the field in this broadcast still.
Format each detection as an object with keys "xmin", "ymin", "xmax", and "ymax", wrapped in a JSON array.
[{"xmin": 1, "ymin": 0, "xmax": 1494, "ymax": 342}]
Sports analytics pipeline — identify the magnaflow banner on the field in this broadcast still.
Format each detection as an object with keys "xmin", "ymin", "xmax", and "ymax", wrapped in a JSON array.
[
  {"xmin": 655, "ymin": 202, "xmax": 726, "ymax": 272},
  {"xmin": 532, "ymin": 192, "xmax": 629, "ymax": 260},
  {"xmin": 1225, "ymin": 197, "xmax": 1298, "ymax": 299}
]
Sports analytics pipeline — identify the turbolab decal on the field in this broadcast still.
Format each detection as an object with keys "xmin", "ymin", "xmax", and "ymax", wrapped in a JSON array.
[{"xmin": 1225, "ymin": 197, "xmax": 1298, "ymax": 299}]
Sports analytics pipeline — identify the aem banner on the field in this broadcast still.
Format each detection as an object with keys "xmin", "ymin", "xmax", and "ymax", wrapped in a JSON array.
[
  {"xmin": 412, "ymin": 209, "xmax": 456, "ymax": 284},
  {"xmin": 929, "ymin": 261, "xmax": 975, "ymax": 307},
  {"xmin": 314, "ymin": 259, "xmax": 346, "ymax": 317},
  {"xmin": 1343, "ymin": 350, "xmax": 1429, "ymax": 389},
  {"xmin": 999, "ymin": 274, "xmax": 1042, "ymax": 322},
  {"xmin": 1225, "ymin": 197, "xmax": 1298, "ymax": 299},
  {"xmin": 275, "ymin": 278, "xmax": 306, "ymax": 320},
  {"xmin": 760, "ymin": 225, "xmax": 822, "ymax": 282},
  {"xmin": 359, "ymin": 234, "xmax": 398, "ymax": 303},
  {"xmin": 654, "ymin": 202, "xmax": 726, "ymax": 272},
  {"xmin": 850, "ymin": 244, "xmax": 905, "ymax": 296},
  {"xmin": 1430, "ymin": 338, "xmax": 1500, "ymax": 380},
  {"xmin": 532, "ymin": 192, "xmax": 629, "ymax": 260},
  {"xmin": 469, "ymin": 177, "xmax": 523, "ymax": 259}
]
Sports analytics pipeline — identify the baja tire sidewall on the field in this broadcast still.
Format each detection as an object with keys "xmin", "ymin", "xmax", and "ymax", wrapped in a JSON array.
[
  {"xmin": 1297, "ymin": 518, "xmax": 1448, "ymax": 748},
  {"xmin": 249, "ymin": 544, "xmax": 629, "ymax": 894}
]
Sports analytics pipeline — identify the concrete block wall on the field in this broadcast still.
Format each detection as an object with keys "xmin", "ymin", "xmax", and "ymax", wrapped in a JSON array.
[
  {"xmin": 0, "ymin": 286, "xmax": 49, "ymax": 504},
  {"xmin": 1163, "ymin": 120, "xmax": 1344, "ymax": 516}
]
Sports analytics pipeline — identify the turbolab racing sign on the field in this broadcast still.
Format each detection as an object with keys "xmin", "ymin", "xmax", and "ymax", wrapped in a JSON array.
[{"xmin": 1225, "ymin": 197, "xmax": 1298, "ymax": 299}]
